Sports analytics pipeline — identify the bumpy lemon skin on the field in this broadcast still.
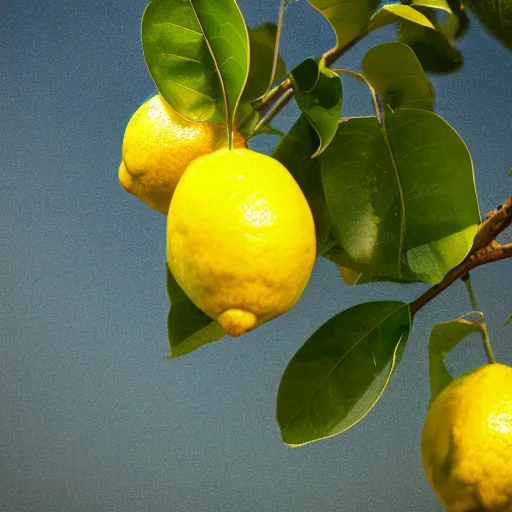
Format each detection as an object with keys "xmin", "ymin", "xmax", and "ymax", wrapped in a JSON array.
[
  {"xmin": 421, "ymin": 363, "xmax": 512, "ymax": 512},
  {"xmin": 118, "ymin": 94, "xmax": 245, "ymax": 214},
  {"xmin": 166, "ymin": 148, "xmax": 316, "ymax": 337}
]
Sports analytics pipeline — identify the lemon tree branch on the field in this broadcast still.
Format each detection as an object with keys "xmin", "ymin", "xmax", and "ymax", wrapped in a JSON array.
[{"xmin": 410, "ymin": 195, "xmax": 512, "ymax": 317}]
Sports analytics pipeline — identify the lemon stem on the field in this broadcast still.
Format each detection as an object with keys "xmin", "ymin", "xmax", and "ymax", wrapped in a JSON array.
[{"xmin": 462, "ymin": 274, "xmax": 496, "ymax": 364}]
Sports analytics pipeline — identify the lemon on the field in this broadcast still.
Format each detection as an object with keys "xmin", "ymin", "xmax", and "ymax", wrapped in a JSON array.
[
  {"xmin": 421, "ymin": 363, "xmax": 512, "ymax": 512},
  {"xmin": 166, "ymin": 148, "xmax": 316, "ymax": 337},
  {"xmin": 118, "ymin": 94, "xmax": 245, "ymax": 214}
]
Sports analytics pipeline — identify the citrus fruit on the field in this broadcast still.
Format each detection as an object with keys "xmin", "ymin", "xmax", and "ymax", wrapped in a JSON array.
[
  {"xmin": 166, "ymin": 147, "xmax": 316, "ymax": 337},
  {"xmin": 118, "ymin": 94, "xmax": 245, "ymax": 214},
  {"xmin": 421, "ymin": 363, "xmax": 512, "ymax": 512}
]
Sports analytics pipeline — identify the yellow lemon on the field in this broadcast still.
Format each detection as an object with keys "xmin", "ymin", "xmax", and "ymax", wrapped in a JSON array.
[
  {"xmin": 118, "ymin": 94, "xmax": 245, "ymax": 214},
  {"xmin": 421, "ymin": 363, "xmax": 512, "ymax": 512},
  {"xmin": 166, "ymin": 148, "xmax": 316, "ymax": 337}
]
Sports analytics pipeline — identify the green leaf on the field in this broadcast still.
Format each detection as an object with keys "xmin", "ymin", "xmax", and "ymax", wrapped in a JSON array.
[
  {"xmin": 277, "ymin": 301, "xmax": 411, "ymax": 446},
  {"xmin": 142, "ymin": 0, "xmax": 249, "ymax": 127},
  {"xmin": 368, "ymin": 4, "xmax": 435, "ymax": 31},
  {"xmin": 361, "ymin": 42, "xmax": 434, "ymax": 110},
  {"xmin": 251, "ymin": 123, "xmax": 285, "ymax": 137},
  {"xmin": 307, "ymin": 0, "xmax": 380, "ymax": 49},
  {"xmin": 398, "ymin": 18, "xmax": 463, "ymax": 74},
  {"xmin": 320, "ymin": 109, "xmax": 480, "ymax": 283},
  {"xmin": 290, "ymin": 58, "xmax": 343, "ymax": 157},
  {"xmin": 505, "ymin": 315, "xmax": 512, "ymax": 326},
  {"xmin": 428, "ymin": 318, "xmax": 482, "ymax": 404},
  {"xmin": 337, "ymin": 265, "xmax": 361, "ymax": 285},
  {"xmin": 166, "ymin": 267, "xmax": 224, "ymax": 358},
  {"xmin": 272, "ymin": 116, "xmax": 331, "ymax": 254},
  {"xmin": 406, "ymin": 0, "xmax": 453, "ymax": 14},
  {"xmin": 242, "ymin": 23, "xmax": 287, "ymax": 102},
  {"xmin": 464, "ymin": 0, "xmax": 512, "ymax": 49}
]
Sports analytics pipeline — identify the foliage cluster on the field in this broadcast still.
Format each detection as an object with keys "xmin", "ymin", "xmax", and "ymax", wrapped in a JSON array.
[{"xmin": 139, "ymin": 0, "xmax": 511, "ymax": 447}]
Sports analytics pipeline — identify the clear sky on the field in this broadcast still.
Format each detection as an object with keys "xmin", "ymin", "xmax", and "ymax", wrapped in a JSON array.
[{"xmin": 1, "ymin": 1, "xmax": 511, "ymax": 511}]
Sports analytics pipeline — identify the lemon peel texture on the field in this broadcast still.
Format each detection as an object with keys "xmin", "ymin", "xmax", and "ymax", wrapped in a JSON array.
[
  {"xmin": 421, "ymin": 363, "xmax": 512, "ymax": 512},
  {"xmin": 166, "ymin": 147, "xmax": 316, "ymax": 336},
  {"xmin": 119, "ymin": 94, "xmax": 245, "ymax": 214}
]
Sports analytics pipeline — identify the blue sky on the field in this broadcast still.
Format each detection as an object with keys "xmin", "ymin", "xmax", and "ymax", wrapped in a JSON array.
[{"xmin": 1, "ymin": 1, "xmax": 511, "ymax": 511}]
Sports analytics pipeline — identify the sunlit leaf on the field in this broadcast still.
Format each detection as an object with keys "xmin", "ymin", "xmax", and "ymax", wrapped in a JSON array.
[
  {"xmin": 464, "ymin": 0, "xmax": 512, "ymax": 49},
  {"xmin": 277, "ymin": 301, "xmax": 411, "ymax": 446},
  {"xmin": 361, "ymin": 42, "xmax": 434, "ymax": 110},
  {"xmin": 167, "ymin": 267, "xmax": 224, "ymax": 358},
  {"xmin": 406, "ymin": 0, "xmax": 453, "ymax": 14},
  {"xmin": 368, "ymin": 4, "xmax": 435, "ymax": 31},
  {"xmin": 273, "ymin": 116, "xmax": 331, "ymax": 254},
  {"xmin": 290, "ymin": 58, "xmax": 343, "ymax": 157},
  {"xmin": 505, "ymin": 314, "xmax": 512, "ymax": 326},
  {"xmin": 307, "ymin": 0, "xmax": 380, "ymax": 49},
  {"xmin": 242, "ymin": 23, "xmax": 287, "ymax": 102},
  {"xmin": 320, "ymin": 109, "xmax": 480, "ymax": 283},
  {"xmin": 142, "ymin": 0, "xmax": 249, "ymax": 127},
  {"xmin": 428, "ymin": 318, "xmax": 482, "ymax": 404}
]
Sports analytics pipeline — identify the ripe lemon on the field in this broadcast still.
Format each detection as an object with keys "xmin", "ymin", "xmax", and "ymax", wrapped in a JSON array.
[
  {"xmin": 166, "ymin": 148, "xmax": 316, "ymax": 337},
  {"xmin": 421, "ymin": 363, "xmax": 512, "ymax": 512},
  {"xmin": 118, "ymin": 94, "xmax": 245, "ymax": 214}
]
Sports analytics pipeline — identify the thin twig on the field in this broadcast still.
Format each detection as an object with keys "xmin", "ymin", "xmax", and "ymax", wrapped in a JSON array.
[{"xmin": 253, "ymin": 32, "xmax": 367, "ymax": 122}]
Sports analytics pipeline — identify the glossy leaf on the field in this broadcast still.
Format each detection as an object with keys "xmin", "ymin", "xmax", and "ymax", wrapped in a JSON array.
[
  {"xmin": 464, "ymin": 0, "xmax": 512, "ymax": 49},
  {"xmin": 142, "ymin": 0, "xmax": 249, "ymax": 127},
  {"xmin": 277, "ymin": 301, "xmax": 411, "ymax": 446},
  {"xmin": 307, "ymin": 0, "xmax": 380, "ymax": 49},
  {"xmin": 361, "ymin": 42, "xmax": 434, "ymax": 110},
  {"xmin": 290, "ymin": 58, "xmax": 343, "ymax": 157},
  {"xmin": 368, "ymin": 4, "xmax": 435, "ymax": 31},
  {"xmin": 167, "ymin": 267, "xmax": 224, "ymax": 358},
  {"xmin": 428, "ymin": 318, "xmax": 482, "ymax": 404},
  {"xmin": 398, "ymin": 18, "xmax": 463, "ymax": 74},
  {"xmin": 406, "ymin": 0, "xmax": 453, "ymax": 13},
  {"xmin": 242, "ymin": 23, "xmax": 287, "ymax": 102},
  {"xmin": 320, "ymin": 109, "xmax": 480, "ymax": 283},
  {"xmin": 273, "ymin": 116, "xmax": 331, "ymax": 254}
]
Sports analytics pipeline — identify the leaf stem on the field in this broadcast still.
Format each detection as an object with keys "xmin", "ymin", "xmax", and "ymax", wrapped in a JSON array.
[
  {"xmin": 252, "ymin": 89, "xmax": 294, "ymax": 135},
  {"xmin": 331, "ymin": 68, "xmax": 383, "ymax": 126},
  {"xmin": 480, "ymin": 322, "xmax": 496, "ymax": 364},
  {"xmin": 266, "ymin": 0, "xmax": 289, "ymax": 95},
  {"xmin": 462, "ymin": 274, "xmax": 479, "ymax": 311},
  {"xmin": 462, "ymin": 274, "xmax": 496, "ymax": 364}
]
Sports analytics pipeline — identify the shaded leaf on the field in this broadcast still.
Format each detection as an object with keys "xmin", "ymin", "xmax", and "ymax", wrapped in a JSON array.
[
  {"xmin": 428, "ymin": 318, "xmax": 482, "ymax": 404},
  {"xmin": 398, "ymin": 17, "xmax": 463, "ymax": 74},
  {"xmin": 320, "ymin": 109, "xmax": 480, "ymax": 283},
  {"xmin": 337, "ymin": 265, "xmax": 361, "ymax": 285},
  {"xmin": 464, "ymin": 0, "xmax": 512, "ymax": 49},
  {"xmin": 142, "ymin": 0, "xmax": 249, "ymax": 127},
  {"xmin": 167, "ymin": 267, "xmax": 224, "ymax": 358},
  {"xmin": 242, "ymin": 23, "xmax": 287, "ymax": 102},
  {"xmin": 307, "ymin": 0, "xmax": 380, "ymax": 49},
  {"xmin": 368, "ymin": 4, "xmax": 435, "ymax": 31},
  {"xmin": 273, "ymin": 116, "xmax": 331, "ymax": 255},
  {"xmin": 361, "ymin": 41, "xmax": 434, "ymax": 110},
  {"xmin": 277, "ymin": 301, "xmax": 411, "ymax": 446},
  {"xmin": 290, "ymin": 58, "xmax": 343, "ymax": 157}
]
